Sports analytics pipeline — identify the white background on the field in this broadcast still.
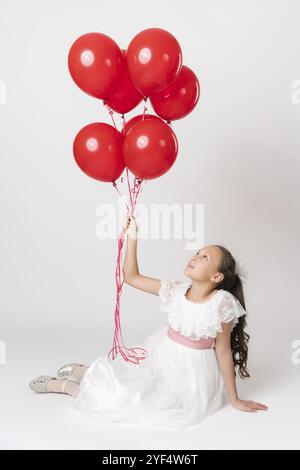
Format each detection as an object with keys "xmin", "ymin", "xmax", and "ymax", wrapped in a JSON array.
[{"xmin": 0, "ymin": 0, "xmax": 299, "ymax": 450}]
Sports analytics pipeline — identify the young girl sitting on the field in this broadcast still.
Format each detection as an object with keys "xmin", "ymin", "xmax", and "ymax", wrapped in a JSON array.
[{"xmin": 29, "ymin": 213, "xmax": 268, "ymax": 428}]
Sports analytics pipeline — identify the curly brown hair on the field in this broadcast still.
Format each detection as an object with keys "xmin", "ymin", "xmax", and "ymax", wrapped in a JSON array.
[{"xmin": 214, "ymin": 245, "xmax": 250, "ymax": 379}]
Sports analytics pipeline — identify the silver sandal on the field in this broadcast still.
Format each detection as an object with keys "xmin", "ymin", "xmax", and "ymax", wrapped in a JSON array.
[
  {"xmin": 56, "ymin": 362, "xmax": 84, "ymax": 379},
  {"xmin": 29, "ymin": 375, "xmax": 79, "ymax": 394}
]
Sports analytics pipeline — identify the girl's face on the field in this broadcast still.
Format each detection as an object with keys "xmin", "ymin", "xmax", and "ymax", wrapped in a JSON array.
[{"xmin": 184, "ymin": 245, "xmax": 223, "ymax": 283}]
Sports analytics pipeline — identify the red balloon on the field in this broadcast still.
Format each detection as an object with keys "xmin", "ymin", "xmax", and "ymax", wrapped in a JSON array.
[
  {"xmin": 122, "ymin": 113, "xmax": 163, "ymax": 136},
  {"xmin": 68, "ymin": 32, "xmax": 125, "ymax": 100},
  {"xmin": 105, "ymin": 50, "xmax": 144, "ymax": 114},
  {"xmin": 150, "ymin": 65, "xmax": 200, "ymax": 121},
  {"xmin": 123, "ymin": 118, "xmax": 178, "ymax": 180},
  {"xmin": 73, "ymin": 123, "xmax": 125, "ymax": 182},
  {"xmin": 126, "ymin": 28, "xmax": 182, "ymax": 96}
]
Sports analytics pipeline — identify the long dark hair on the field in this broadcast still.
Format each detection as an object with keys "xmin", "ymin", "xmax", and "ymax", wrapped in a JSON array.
[{"xmin": 214, "ymin": 245, "xmax": 250, "ymax": 379}]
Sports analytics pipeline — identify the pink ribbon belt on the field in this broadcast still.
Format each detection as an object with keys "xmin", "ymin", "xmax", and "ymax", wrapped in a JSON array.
[{"xmin": 167, "ymin": 325, "xmax": 215, "ymax": 350}]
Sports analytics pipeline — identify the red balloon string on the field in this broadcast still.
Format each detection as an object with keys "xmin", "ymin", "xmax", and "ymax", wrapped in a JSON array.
[
  {"xmin": 108, "ymin": 170, "xmax": 148, "ymax": 365},
  {"xmin": 104, "ymin": 104, "xmax": 149, "ymax": 365},
  {"xmin": 121, "ymin": 114, "xmax": 126, "ymax": 132},
  {"xmin": 105, "ymin": 103, "xmax": 117, "ymax": 129},
  {"xmin": 142, "ymin": 104, "xmax": 148, "ymax": 121},
  {"xmin": 112, "ymin": 180, "xmax": 130, "ymax": 212}
]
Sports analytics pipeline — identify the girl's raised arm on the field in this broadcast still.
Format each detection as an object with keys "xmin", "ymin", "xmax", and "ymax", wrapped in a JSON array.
[{"xmin": 122, "ymin": 213, "xmax": 161, "ymax": 296}]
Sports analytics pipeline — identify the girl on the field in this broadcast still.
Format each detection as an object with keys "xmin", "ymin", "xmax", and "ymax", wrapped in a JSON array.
[{"xmin": 29, "ymin": 214, "xmax": 268, "ymax": 428}]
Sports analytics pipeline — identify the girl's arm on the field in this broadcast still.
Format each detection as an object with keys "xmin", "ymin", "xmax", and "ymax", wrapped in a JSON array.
[
  {"xmin": 122, "ymin": 213, "xmax": 161, "ymax": 296},
  {"xmin": 215, "ymin": 322, "xmax": 268, "ymax": 413}
]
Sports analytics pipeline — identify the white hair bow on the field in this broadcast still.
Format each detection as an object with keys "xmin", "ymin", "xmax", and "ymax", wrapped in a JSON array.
[{"xmin": 235, "ymin": 259, "xmax": 248, "ymax": 283}]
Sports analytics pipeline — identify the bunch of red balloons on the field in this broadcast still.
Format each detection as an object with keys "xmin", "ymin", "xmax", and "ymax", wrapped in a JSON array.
[{"xmin": 68, "ymin": 28, "xmax": 200, "ymax": 183}]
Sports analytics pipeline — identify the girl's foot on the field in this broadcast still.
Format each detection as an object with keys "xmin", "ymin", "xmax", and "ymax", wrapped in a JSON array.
[
  {"xmin": 57, "ymin": 363, "xmax": 89, "ymax": 382},
  {"xmin": 29, "ymin": 375, "xmax": 80, "ymax": 397},
  {"xmin": 46, "ymin": 378, "xmax": 80, "ymax": 397},
  {"xmin": 71, "ymin": 365, "xmax": 89, "ymax": 382}
]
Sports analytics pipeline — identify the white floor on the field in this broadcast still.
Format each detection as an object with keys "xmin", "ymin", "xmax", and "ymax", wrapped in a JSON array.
[{"xmin": 1, "ymin": 327, "xmax": 299, "ymax": 450}]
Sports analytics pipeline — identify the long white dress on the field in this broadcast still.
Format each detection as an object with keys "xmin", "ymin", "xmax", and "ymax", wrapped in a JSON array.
[{"xmin": 69, "ymin": 279, "xmax": 247, "ymax": 429}]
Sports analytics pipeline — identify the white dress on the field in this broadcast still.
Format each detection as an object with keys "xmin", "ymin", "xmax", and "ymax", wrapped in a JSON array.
[{"xmin": 70, "ymin": 279, "xmax": 247, "ymax": 429}]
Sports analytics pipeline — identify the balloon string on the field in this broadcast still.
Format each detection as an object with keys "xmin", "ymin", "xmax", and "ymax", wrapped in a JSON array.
[
  {"xmin": 105, "ymin": 104, "xmax": 117, "ymax": 129},
  {"xmin": 104, "ymin": 104, "xmax": 148, "ymax": 364},
  {"xmin": 126, "ymin": 168, "xmax": 134, "ymax": 209},
  {"xmin": 121, "ymin": 114, "xmax": 126, "ymax": 132},
  {"xmin": 108, "ymin": 171, "xmax": 148, "ymax": 365},
  {"xmin": 112, "ymin": 180, "xmax": 130, "ymax": 212},
  {"xmin": 142, "ymin": 104, "xmax": 148, "ymax": 121}
]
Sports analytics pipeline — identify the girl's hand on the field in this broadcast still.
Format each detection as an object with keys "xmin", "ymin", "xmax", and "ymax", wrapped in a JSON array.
[
  {"xmin": 231, "ymin": 398, "xmax": 268, "ymax": 413},
  {"xmin": 122, "ymin": 213, "xmax": 138, "ymax": 239}
]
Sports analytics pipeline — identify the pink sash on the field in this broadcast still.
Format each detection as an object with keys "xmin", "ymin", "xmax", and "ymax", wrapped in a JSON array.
[{"xmin": 167, "ymin": 325, "xmax": 215, "ymax": 350}]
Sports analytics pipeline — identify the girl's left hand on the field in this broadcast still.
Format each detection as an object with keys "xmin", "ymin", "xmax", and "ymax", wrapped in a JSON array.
[{"xmin": 231, "ymin": 398, "xmax": 268, "ymax": 413}]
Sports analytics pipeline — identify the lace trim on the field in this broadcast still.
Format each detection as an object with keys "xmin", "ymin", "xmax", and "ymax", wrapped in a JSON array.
[
  {"xmin": 158, "ymin": 279, "xmax": 186, "ymax": 312},
  {"xmin": 166, "ymin": 289, "xmax": 247, "ymax": 339},
  {"xmin": 168, "ymin": 312, "xmax": 244, "ymax": 339}
]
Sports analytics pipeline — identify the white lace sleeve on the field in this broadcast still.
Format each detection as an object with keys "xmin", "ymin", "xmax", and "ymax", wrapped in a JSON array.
[
  {"xmin": 217, "ymin": 290, "xmax": 247, "ymax": 331},
  {"xmin": 159, "ymin": 279, "xmax": 183, "ymax": 312}
]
